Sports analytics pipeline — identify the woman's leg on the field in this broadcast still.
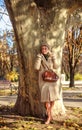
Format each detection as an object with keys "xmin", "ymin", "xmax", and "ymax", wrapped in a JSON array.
[
  {"xmin": 50, "ymin": 101, "xmax": 54, "ymax": 119},
  {"xmin": 45, "ymin": 101, "xmax": 54, "ymax": 124},
  {"xmin": 45, "ymin": 102, "xmax": 52, "ymax": 124}
]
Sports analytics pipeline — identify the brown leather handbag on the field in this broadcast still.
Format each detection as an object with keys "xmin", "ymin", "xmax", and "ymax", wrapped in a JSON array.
[
  {"xmin": 41, "ymin": 56, "xmax": 59, "ymax": 82},
  {"xmin": 42, "ymin": 70, "xmax": 59, "ymax": 82}
]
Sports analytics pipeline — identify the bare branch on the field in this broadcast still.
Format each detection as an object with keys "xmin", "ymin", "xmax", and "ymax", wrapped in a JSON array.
[{"xmin": 0, "ymin": 11, "xmax": 8, "ymax": 16}]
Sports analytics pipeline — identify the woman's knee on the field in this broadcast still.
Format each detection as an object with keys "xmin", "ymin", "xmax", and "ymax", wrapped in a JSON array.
[
  {"xmin": 45, "ymin": 102, "xmax": 50, "ymax": 109},
  {"xmin": 51, "ymin": 101, "xmax": 54, "ymax": 105}
]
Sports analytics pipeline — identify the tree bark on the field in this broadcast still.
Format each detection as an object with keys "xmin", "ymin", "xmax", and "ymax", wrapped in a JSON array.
[
  {"xmin": 4, "ymin": 0, "xmax": 82, "ymax": 117},
  {"xmin": 69, "ymin": 67, "xmax": 75, "ymax": 87}
]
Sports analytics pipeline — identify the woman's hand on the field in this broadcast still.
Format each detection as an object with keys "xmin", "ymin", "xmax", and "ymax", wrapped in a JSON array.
[{"xmin": 48, "ymin": 51, "xmax": 53, "ymax": 58}]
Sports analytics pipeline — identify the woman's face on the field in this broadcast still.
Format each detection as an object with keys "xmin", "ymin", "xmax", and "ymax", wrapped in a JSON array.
[{"xmin": 41, "ymin": 45, "xmax": 49, "ymax": 55}]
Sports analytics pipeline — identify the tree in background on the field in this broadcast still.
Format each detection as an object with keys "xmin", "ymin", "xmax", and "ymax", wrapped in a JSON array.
[
  {"xmin": 0, "ymin": 30, "xmax": 18, "ymax": 80},
  {"xmin": 0, "ymin": 38, "xmax": 9, "ymax": 78},
  {"xmin": 0, "ymin": 0, "xmax": 18, "ymax": 81},
  {"xmin": 62, "ymin": 7, "xmax": 82, "ymax": 87},
  {"xmin": 62, "ymin": 24, "xmax": 82, "ymax": 87},
  {"xmin": 62, "ymin": 45, "xmax": 70, "ymax": 80}
]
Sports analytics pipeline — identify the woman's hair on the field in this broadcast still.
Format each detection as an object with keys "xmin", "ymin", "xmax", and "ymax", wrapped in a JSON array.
[{"xmin": 40, "ymin": 43, "xmax": 50, "ymax": 52}]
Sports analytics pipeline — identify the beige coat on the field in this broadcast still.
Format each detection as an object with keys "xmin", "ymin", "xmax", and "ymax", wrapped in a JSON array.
[{"xmin": 34, "ymin": 53, "xmax": 60, "ymax": 102}]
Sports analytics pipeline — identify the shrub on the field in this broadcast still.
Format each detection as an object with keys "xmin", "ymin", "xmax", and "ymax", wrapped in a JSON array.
[
  {"xmin": 5, "ymin": 70, "xmax": 19, "ymax": 82},
  {"xmin": 74, "ymin": 73, "xmax": 82, "ymax": 80}
]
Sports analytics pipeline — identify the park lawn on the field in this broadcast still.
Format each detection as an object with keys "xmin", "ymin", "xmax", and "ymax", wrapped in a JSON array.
[
  {"xmin": 0, "ymin": 105, "xmax": 82, "ymax": 130},
  {"xmin": 0, "ymin": 89, "xmax": 17, "ymax": 96},
  {"xmin": 62, "ymin": 86, "xmax": 82, "ymax": 91},
  {"xmin": 62, "ymin": 87, "xmax": 82, "ymax": 98},
  {"xmin": 0, "ymin": 89, "xmax": 12, "ymax": 96}
]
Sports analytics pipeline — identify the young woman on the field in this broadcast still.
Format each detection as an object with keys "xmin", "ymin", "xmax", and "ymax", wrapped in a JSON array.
[{"xmin": 34, "ymin": 43, "xmax": 60, "ymax": 124}]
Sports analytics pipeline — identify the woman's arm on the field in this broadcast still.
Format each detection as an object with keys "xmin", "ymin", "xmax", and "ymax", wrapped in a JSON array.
[{"xmin": 52, "ymin": 53, "xmax": 58, "ymax": 69}]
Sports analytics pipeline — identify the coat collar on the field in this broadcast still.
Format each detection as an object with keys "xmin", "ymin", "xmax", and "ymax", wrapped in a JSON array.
[{"xmin": 41, "ymin": 54, "xmax": 50, "ymax": 68}]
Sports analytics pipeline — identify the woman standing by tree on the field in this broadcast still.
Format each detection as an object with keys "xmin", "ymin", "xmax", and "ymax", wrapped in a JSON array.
[{"xmin": 34, "ymin": 43, "xmax": 60, "ymax": 124}]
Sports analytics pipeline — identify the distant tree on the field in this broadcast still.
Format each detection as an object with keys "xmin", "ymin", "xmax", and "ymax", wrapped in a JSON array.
[
  {"xmin": 62, "ymin": 46, "xmax": 70, "ymax": 80},
  {"xmin": 0, "ymin": 1, "xmax": 18, "ymax": 79},
  {"xmin": 0, "ymin": 30, "xmax": 18, "ymax": 79},
  {"xmin": 63, "ymin": 25, "xmax": 82, "ymax": 87}
]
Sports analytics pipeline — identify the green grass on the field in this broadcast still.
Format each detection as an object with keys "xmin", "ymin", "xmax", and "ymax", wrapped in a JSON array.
[
  {"xmin": 0, "ymin": 89, "xmax": 17, "ymax": 96},
  {"xmin": 62, "ymin": 87, "xmax": 81, "ymax": 91}
]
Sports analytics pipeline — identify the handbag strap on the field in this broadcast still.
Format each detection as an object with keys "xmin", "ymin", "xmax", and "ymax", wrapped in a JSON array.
[
  {"xmin": 41, "ymin": 54, "xmax": 51, "ymax": 70},
  {"xmin": 41, "ymin": 61, "xmax": 49, "ymax": 70}
]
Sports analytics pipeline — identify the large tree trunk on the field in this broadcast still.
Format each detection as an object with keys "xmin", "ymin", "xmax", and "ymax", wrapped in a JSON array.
[{"xmin": 5, "ymin": 0, "xmax": 82, "ymax": 117}]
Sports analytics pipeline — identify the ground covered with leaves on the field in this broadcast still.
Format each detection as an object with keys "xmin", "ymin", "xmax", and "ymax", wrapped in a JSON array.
[{"xmin": 0, "ymin": 106, "xmax": 82, "ymax": 130}]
